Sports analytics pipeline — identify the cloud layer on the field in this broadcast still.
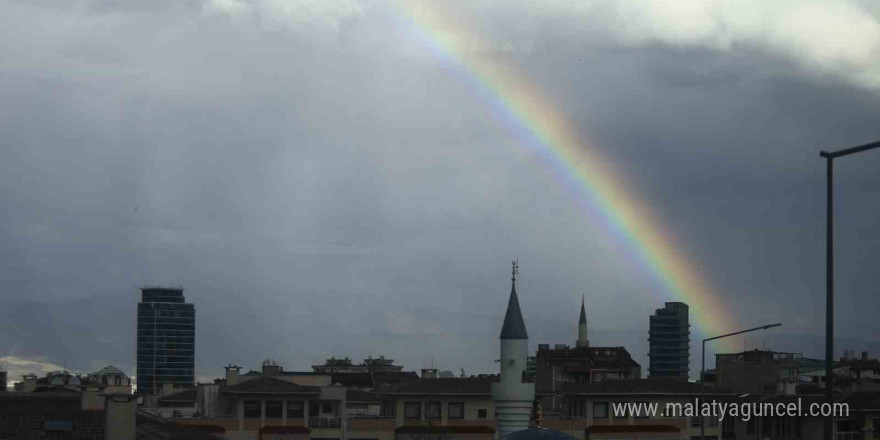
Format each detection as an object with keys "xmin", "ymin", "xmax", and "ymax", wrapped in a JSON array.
[{"xmin": 1, "ymin": 0, "xmax": 879, "ymax": 378}]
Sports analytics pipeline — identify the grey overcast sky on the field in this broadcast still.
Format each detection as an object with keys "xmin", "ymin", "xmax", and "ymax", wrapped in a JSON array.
[{"xmin": 1, "ymin": 0, "xmax": 880, "ymax": 382}]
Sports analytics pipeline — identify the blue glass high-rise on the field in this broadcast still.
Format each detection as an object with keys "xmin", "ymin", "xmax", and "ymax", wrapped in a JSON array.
[{"xmin": 136, "ymin": 287, "xmax": 195, "ymax": 394}]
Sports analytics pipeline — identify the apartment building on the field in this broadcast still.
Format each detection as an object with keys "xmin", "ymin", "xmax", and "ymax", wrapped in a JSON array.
[
  {"xmin": 715, "ymin": 350, "xmax": 824, "ymax": 394},
  {"xmin": 535, "ymin": 345, "xmax": 642, "ymax": 415},
  {"xmin": 544, "ymin": 378, "xmax": 731, "ymax": 440},
  {"xmin": 174, "ymin": 361, "xmax": 497, "ymax": 440}
]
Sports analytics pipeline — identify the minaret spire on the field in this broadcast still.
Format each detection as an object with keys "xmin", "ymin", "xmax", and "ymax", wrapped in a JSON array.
[
  {"xmin": 577, "ymin": 293, "xmax": 589, "ymax": 347},
  {"xmin": 500, "ymin": 260, "xmax": 527, "ymax": 340},
  {"xmin": 579, "ymin": 295, "xmax": 587, "ymax": 325}
]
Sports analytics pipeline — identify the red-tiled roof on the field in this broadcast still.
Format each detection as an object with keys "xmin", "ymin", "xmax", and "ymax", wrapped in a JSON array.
[
  {"xmin": 560, "ymin": 378, "xmax": 732, "ymax": 395},
  {"xmin": 259, "ymin": 425, "xmax": 311, "ymax": 434},
  {"xmin": 396, "ymin": 426, "xmax": 494, "ymax": 434},
  {"xmin": 381, "ymin": 376, "xmax": 496, "ymax": 395},
  {"xmin": 587, "ymin": 425, "xmax": 679, "ymax": 433},
  {"xmin": 183, "ymin": 425, "xmax": 226, "ymax": 433},
  {"xmin": 222, "ymin": 377, "xmax": 320, "ymax": 394},
  {"xmin": 327, "ymin": 371, "xmax": 420, "ymax": 388}
]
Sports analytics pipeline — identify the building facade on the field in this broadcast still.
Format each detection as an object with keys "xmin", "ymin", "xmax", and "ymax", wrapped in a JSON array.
[
  {"xmin": 715, "ymin": 350, "xmax": 824, "ymax": 394},
  {"xmin": 648, "ymin": 302, "xmax": 690, "ymax": 379},
  {"xmin": 137, "ymin": 287, "xmax": 196, "ymax": 394},
  {"xmin": 174, "ymin": 361, "xmax": 494, "ymax": 440}
]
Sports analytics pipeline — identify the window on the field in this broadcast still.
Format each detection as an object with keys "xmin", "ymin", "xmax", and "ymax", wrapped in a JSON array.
[
  {"xmin": 477, "ymin": 409, "xmax": 487, "ymax": 419},
  {"xmin": 873, "ymin": 418, "xmax": 880, "ymax": 440},
  {"xmin": 380, "ymin": 400, "xmax": 396, "ymax": 418},
  {"xmin": 265, "ymin": 401, "xmax": 282, "ymax": 418},
  {"xmin": 593, "ymin": 402, "xmax": 608, "ymax": 419},
  {"xmin": 448, "ymin": 402, "xmax": 464, "ymax": 420},
  {"xmin": 244, "ymin": 400, "xmax": 261, "ymax": 418},
  {"xmin": 747, "ymin": 418, "xmax": 755, "ymax": 434},
  {"xmin": 287, "ymin": 401, "xmax": 304, "ymax": 418},
  {"xmin": 404, "ymin": 402, "xmax": 421, "ymax": 420},
  {"xmin": 425, "ymin": 402, "xmax": 441, "ymax": 419},
  {"xmin": 613, "ymin": 402, "xmax": 627, "ymax": 418},
  {"xmin": 322, "ymin": 402, "xmax": 333, "ymax": 414}
]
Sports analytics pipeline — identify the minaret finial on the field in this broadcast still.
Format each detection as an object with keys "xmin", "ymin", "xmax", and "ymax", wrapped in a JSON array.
[{"xmin": 511, "ymin": 259, "xmax": 518, "ymax": 283}]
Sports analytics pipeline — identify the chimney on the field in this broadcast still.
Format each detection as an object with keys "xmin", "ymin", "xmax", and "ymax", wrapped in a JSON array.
[
  {"xmin": 22, "ymin": 374, "xmax": 37, "ymax": 393},
  {"xmin": 862, "ymin": 351, "xmax": 869, "ymax": 361},
  {"xmin": 262, "ymin": 360, "xmax": 282, "ymax": 377},
  {"xmin": 81, "ymin": 385, "xmax": 105, "ymax": 410},
  {"xmin": 421, "ymin": 368, "xmax": 438, "ymax": 379},
  {"xmin": 105, "ymin": 394, "xmax": 137, "ymax": 440},
  {"xmin": 225, "ymin": 365, "xmax": 241, "ymax": 386}
]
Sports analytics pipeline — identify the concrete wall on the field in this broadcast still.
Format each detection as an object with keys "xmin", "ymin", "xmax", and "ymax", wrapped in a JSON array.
[
  {"xmin": 105, "ymin": 396, "xmax": 137, "ymax": 440},
  {"xmin": 717, "ymin": 359, "xmax": 780, "ymax": 393},
  {"xmin": 81, "ymin": 388, "xmax": 105, "ymax": 410}
]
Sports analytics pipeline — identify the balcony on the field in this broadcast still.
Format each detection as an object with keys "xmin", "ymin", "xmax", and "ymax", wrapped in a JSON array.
[{"xmin": 309, "ymin": 416, "xmax": 341, "ymax": 429}]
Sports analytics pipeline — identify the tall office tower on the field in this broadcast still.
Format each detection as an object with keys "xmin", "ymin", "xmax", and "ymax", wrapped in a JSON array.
[
  {"xmin": 648, "ymin": 302, "xmax": 690, "ymax": 379},
  {"xmin": 136, "ymin": 287, "xmax": 195, "ymax": 394}
]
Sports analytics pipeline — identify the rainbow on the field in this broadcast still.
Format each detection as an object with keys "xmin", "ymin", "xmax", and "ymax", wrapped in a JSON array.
[{"xmin": 395, "ymin": 1, "xmax": 741, "ymax": 350}]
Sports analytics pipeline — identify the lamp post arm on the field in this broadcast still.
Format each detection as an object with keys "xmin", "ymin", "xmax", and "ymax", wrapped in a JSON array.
[
  {"xmin": 702, "ymin": 323, "xmax": 782, "ymax": 343},
  {"xmin": 820, "ymin": 139, "xmax": 880, "ymax": 159}
]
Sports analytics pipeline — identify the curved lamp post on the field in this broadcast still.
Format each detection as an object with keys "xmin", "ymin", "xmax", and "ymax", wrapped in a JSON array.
[
  {"xmin": 819, "ymin": 138, "xmax": 880, "ymax": 440},
  {"xmin": 700, "ymin": 323, "xmax": 782, "ymax": 440}
]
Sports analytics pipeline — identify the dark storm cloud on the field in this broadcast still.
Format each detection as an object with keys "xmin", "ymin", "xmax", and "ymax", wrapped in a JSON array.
[{"xmin": 1, "ymin": 0, "xmax": 879, "ymax": 379}]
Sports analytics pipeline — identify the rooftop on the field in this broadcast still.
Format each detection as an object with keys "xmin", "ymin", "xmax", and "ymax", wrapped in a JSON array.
[
  {"xmin": 559, "ymin": 378, "xmax": 731, "ymax": 395},
  {"xmin": 222, "ymin": 377, "xmax": 320, "ymax": 395},
  {"xmin": 379, "ymin": 376, "xmax": 496, "ymax": 395},
  {"xmin": 158, "ymin": 389, "xmax": 197, "ymax": 404},
  {"xmin": 499, "ymin": 428, "xmax": 577, "ymax": 440}
]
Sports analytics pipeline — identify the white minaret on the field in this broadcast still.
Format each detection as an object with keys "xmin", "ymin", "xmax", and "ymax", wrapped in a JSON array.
[
  {"xmin": 492, "ymin": 261, "xmax": 535, "ymax": 438},
  {"xmin": 576, "ymin": 295, "xmax": 589, "ymax": 348}
]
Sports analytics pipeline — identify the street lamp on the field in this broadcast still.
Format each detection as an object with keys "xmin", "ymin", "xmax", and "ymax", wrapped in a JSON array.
[
  {"xmin": 819, "ymin": 138, "xmax": 880, "ymax": 440},
  {"xmin": 700, "ymin": 323, "xmax": 782, "ymax": 440}
]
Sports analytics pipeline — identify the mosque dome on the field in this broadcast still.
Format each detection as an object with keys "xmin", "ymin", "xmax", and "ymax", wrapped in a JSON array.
[{"xmin": 499, "ymin": 428, "xmax": 580, "ymax": 440}]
